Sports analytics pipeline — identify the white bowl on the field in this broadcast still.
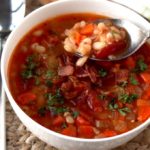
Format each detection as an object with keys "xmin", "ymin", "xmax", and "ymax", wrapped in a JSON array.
[{"xmin": 1, "ymin": 0, "xmax": 150, "ymax": 150}]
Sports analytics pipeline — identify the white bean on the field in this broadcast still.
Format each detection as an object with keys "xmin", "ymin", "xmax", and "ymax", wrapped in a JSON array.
[
  {"xmin": 64, "ymin": 38, "xmax": 76, "ymax": 53},
  {"xmin": 33, "ymin": 30, "xmax": 43, "ymax": 36},
  {"xmin": 106, "ymin": 32, "xmax": 114, "ymax": 43},
  {"xmin": 76, "ymin": 56, "xmax": 88, "ymax": 67},
  {"xmin": 66, "ymin": 116, "xmax": 74, "ymax": 124},
  {"xmin": 80, "ymin": 21, "xmax": 86, "ymax": 27},
  {"xmin": 93, "ymin": 42, "xmax": 106, "ymax": 50},
  {"xmin": 64, "ymin": 112, "xmax": 71, "ymax": 117},
  {"xmin": 93, "ymin": 127, "xmax": 100, "ymax": 135},
  {"xmin": 114, "ymin": 33, "xmax": 122, "ymax": 41},
  {"xmin": 31, "ymin": 43, "xmax": 46, "ymax": 53}
]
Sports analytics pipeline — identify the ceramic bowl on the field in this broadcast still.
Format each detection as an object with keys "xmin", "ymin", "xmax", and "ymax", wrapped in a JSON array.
[{"xmin": 1, "ymin": 0, "xmax": 150, "ymax": 150}]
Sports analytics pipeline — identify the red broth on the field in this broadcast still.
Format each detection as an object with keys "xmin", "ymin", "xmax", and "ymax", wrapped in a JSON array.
[{"xmin": 8, "ymin": 13, "xmax": 150, "ymax": 138}]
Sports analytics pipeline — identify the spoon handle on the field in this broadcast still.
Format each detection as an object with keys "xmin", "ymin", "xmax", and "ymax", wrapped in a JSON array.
[{"xmin": 0, "ymin": 35, "xmax": 6, "ymax": 150}]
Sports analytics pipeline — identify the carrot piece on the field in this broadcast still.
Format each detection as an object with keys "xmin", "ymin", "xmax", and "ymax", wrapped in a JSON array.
[
  {"xmin": 80, "ymin": 24, "xmax": 94, "ymax": 35},
  {"xmin": 52, "ymin": 115, "xmax": 65, "ymax": 126},
  {"xmin": 78, "ymin": 125, "xmax": 95, "ymax": 138},
  {"xmin": 137, "ymin": 99, "xmax": 150, "ymax": 106},
  {"xmin": 141, "ymin": 87, "xmax": 150, "ymax": 100},
  {"xmin": 138, "ymin": 106, "xmax": 150, "ymax": 121},
  {"xmin": 17, "ymin": 92, "xmax": 36, "ymax": 105},
  {"xmin": 61, "ymin": 125, "xmax": 77, "ymax": 137},
  {"xmin": 140, "ymin": 72, "xmax": 150, "ymax": 83},
  {"xmin": 75, "ymin": 32, "xmax": 82, "ymax": 45},
  {"xmin": 125, "ymin": 57, "xmax": 136, "ymax": 69},
  {"xmin": 76, "ymin": 116, "xmax": 90, "ymax": 126},
  {"xmin": 102, "ymin": 130, "xmax": 117, "ymax": 137}
]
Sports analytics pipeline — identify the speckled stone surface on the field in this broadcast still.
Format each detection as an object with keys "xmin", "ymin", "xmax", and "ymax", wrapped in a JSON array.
[{"xmin": 6, "ymin": 0, "xmax": 150, "ymax": 150}]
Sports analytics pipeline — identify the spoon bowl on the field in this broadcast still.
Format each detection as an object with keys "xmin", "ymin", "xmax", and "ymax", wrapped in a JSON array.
[{"xmin": 76, "ymin": 19, "xmax": 150, "ymax": 61}]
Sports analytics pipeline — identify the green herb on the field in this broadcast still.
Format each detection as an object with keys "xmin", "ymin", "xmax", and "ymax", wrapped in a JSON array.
[
  {"xmin": 38, "ymin": 107, "xmax": 46, "ymax": 116},
  {"xmin": 46, "ymin": 89, "xmax": 64, "ymax": 107},
  {"xmin": 118, "ymin": 81, "xmax": 128, "ymax": 87},
  {"xmin": 21, "ymin": 55, "xmax": 37, "ymax": 79},
  {"xmin": 46, "ymin": 80, "xmax": 53, "ymax": 87},
  {"xmin": 108, "ymin": 98, "xmax": 118, "ymax": 110},
  {"xmin": 99, "ymin": 68, "xmax": 107, "ymax": 77},
  {"xmin": 72, "ymin": 111, "xmax": 79, "ymax": 118},
  {"xmin": 35, "ymin": 77, "xmax": 40, "ymax": 85},
  {"xmin": 129, "ymin": 75, "xmax": 139, "ymax": 85},
  {"xmin": 119, "ymin": 93, "xmax": 129, "ymax": 103},
  {"xmin": 45, "ymin": 70, "xmax": 55, "ymax": 79},
  {"xmin": 118, "ymin": 107, "xmax": 131, "ymax": 116},
  {"xmin": 119, "ymin": 93, "xmax": 138, "ymax": 103},
  {"xmin": 48, "ymin": 106, "xmax": 68, "ymax": 115},
  {"xmin": 98, "ymin": 93, "xmax": 107, "ymax": 100},
  {"xmin": 133, "ymin": 59, "xmax": 148, "ymax": 73},
  {"xmin": 21, "ymin": 69, "xmax": 33, "ymax": 79},
  {"xmin": 61, "ymin": 122, "xmax": 67, "ymax": 129}
]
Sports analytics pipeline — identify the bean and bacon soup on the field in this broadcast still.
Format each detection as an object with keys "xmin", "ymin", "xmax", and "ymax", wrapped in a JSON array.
[{"xmin": 8, "ymin": 13, "xmax": 150, "ymax": 139}]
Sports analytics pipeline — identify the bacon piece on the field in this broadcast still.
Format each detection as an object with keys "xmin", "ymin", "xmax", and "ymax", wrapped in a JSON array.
[
  {"xmin": 58, "ymin": 65, "xmax": 74, "ymax": 76},
  {"xmin": 85, "ymin": 65, "xmax": 99, "ymax": 83},
  {"xmin": 115, "ymin": 69, "xmax": 129, "ymax": 84}
]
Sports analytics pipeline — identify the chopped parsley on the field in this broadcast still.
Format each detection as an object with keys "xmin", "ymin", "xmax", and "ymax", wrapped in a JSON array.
[
  {"xmin": 48, "ymin": 106, "xmax": 68, "ymax": 115},
  {"xmin": 45, "ymin": 89, "xmax": 66, "ymax": 115},
  {"xmin": 72, "ymin": 111, "xmax": 79, "ymax": 118},
  {"xmin": 21, "ymin": 55, "xmax": 37, "ymax": 79},
  {"xmin": 45, "ymin": 70, "xmax": 55, "ymax": 79},
  {"xmin": 108, "ymin": 98, "xmax": 118, "ymax": 110},
  {"xmin": 99, "ymin": 68, "xmax": 107, "ymax": 77},
  {"xmin": 46, "ymin": 89, "xmax": 64, "ymax": 106},
  {"xmin": 118, "ymin": 81, "xmax": 128, "ymax": 87},
  {"xmin": 119, "ymin": 93, "xmax": 138, "ymax": 103},
  {"xmin": 46, "ymin": 80, "xmax": 53, "ymax": 87},
  {"xmin": 98, "ymin": 93, "xmax": 107, "ymax": 100},
  {"xmin": 133, "ymin": 59, "xmax": 148, "ymax": 73},
  {"xmin": 61, "ymin": 122, "xmax": 67, "ymax": 129},
  {"xmin": 129, "ymin": 75, "xmax": 139, "ymax": 85},
  {"xmin": 21, "ymin": 69, "xmax": 33, "ymax": 79},
  {"xmin": 35, "ymin": 77, "xmax": 40, "ymax": 85},
  {"xmin": 118, "ymin": 107, "xmax": 131, "ymax": 116}
]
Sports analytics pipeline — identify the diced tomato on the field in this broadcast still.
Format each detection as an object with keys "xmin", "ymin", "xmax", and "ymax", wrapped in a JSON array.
[
  {"xmin": 17, "ymin": 92, "xmax": 36, "ymax": 105},
  {"xmin": 137, "ymin": 99, "xmax": 150, "ymax": 106},
  {"xmin": 52, "ymin": 115, "xmax": 65, "ymax": 126},
  {"xmin": 61, "ymin": 125, "xmax": 77, "ymax": 137},
  {"xmin": 94, "ymin": 41, "xmax": 126, "ymax": 59},
  {"xmin": 74, "ymin": 32, "xmax": 82, "ymax": 45},
  {"xmin": 138, "ymin": 106, "xmax": 150, "ymax": 121},
  {"xmin": 141, "ymin": 88, "xmax": 150, "ymax": 100},
  {"xmin": 78, "ymin": 125, "xmax": 95, "ymax": 138},
  {"xmin": 76, "ymin": 116, "xmax": 90, "ymax": 126},
  {"xmin": 140, "ymin": 72, "xmax": 150, "ymax": 84},
  {"xmin": 102, "ymin": 129, "xmax": 117, "ymax": 137},
  {"xmin": 80, "ymin": 24, "xmax": 94, "ymax": 35},
  {"xmin": 124, "ymin": 57, "xmax": 136, "ymax": 70}
]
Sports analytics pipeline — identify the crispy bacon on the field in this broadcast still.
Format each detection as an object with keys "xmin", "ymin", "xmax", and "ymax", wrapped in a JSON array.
[
  {"xmin": 115, "ymin": 69, "xmax": 129, "ymax": 84},
  {"xmin": 58, "ymin": 65, "xmax": 74, "ymax": 76}
]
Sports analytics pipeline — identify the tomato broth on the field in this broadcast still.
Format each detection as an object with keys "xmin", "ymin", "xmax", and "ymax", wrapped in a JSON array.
[{"xmin": 8, "ymin": 13, "xmax": 150, "ymax": 138}]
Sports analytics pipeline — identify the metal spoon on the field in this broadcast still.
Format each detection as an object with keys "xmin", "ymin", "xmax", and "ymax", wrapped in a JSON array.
[
  {"xmin": 76, "ymin": 19, "xmax": 150, "ymax": 61},
  {"xmin": 0, "ymin": 0, "xmax": 25, "ymax": 149}
]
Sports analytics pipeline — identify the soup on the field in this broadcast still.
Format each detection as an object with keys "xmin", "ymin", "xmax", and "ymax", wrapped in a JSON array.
[{"xmin": 8, "ymin": 13, "xmax": 150, "ymax": 139}]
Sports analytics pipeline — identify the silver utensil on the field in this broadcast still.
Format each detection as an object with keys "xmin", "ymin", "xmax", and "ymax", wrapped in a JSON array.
[
  {"xmin": 0, "ymin": 0, "xmax": 25, "ymax": 149},
  {"xmin": 76, "ymin": 19, "xmax": 150, "ymax": 61}
]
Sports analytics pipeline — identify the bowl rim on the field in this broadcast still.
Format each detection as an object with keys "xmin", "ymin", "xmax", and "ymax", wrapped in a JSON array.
[{"xmin": 1, "ymin": 0, "xmax": 150, "ymax": 143}]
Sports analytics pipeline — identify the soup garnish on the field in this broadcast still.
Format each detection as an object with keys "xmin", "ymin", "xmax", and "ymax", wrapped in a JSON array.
[{"xmin": 8, "ymin": 13, "xmax": 150, "ymax": 139}]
